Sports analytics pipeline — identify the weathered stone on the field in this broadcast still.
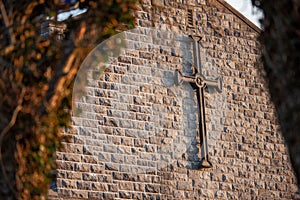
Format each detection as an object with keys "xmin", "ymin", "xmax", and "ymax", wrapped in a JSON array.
[
  {"xmin": 66, "ymin": 171, "xmax": 82, "ymax": 180},
  {"xmin": 119, "ymin": 191, "xmax": 132, "ymax": 199},
  {"xmin": 105, "ymin": 163, "xmax": 119, "ymax": 171},
  {"xmin": 82, "ymin": 173, "xmax": 97, "ymax": 181},
  {"xmin": 91, "ymin": 182, "xmax": 108, "ymax": 191},
  {"xmin": 145, "ymin": 184, "xmax": 160, "ymax": 193}
]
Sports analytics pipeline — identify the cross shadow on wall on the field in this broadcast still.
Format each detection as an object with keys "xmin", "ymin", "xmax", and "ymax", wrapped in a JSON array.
[{"xmin": 181, "ymin": 81, "xmax": 204, "ymax": 170}]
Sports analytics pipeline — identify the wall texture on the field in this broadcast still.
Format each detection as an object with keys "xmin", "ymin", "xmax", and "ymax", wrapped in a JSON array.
[{"xmin": 49, "ymin": 0, "xmax": 298, "ymax": 199}]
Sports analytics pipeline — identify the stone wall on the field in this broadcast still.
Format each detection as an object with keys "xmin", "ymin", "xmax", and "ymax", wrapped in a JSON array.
[{"xmin": 50, "ymin": 0, "xmax": 298, "ymax": 199}]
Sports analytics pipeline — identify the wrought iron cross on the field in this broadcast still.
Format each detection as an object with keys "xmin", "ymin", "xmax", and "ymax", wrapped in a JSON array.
[{"xmin": 175, "ymin": 36, "xmax": 222, "ymax": 168}]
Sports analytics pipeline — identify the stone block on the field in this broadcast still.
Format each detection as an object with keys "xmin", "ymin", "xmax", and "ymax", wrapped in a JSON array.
[
  {"xmin": 119, "ymin": 182, "xmax": 133, "ymax": 190},
  {"xmin": 145, "ymin": 184, "xmax": 160, "ymax": 193},
  {"xmin": 119, "ymin": 191, "xmax": 132, "ymax": 199},
  {"xmin": 82, "ymin": 173, "xmax": 97, "ymax": 181},
  {"xmin": 66, "ymin": 171, "xmax": 82, "ymax": 180}
]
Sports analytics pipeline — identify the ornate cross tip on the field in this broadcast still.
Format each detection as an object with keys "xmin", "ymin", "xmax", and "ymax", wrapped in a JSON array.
[
  {"xmin": 191, "ymin": 35, "xmax": 202, "ymax": 42},
  {"xmin": 174, "ymin": 69, "xmax": 184, "ymax": 86},
  {"xmin": 199, "ymin": 159, "xmax": 213, "ymax": 168}
]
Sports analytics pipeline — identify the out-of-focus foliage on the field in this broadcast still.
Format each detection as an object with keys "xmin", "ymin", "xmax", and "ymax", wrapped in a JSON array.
[
  {"xmin": 0, "ymin": 0, "xmax": 137, "ymax": 199},
  {"xmin": 252, "ymin": 0, "xmax": 300, "ymax": 185}
]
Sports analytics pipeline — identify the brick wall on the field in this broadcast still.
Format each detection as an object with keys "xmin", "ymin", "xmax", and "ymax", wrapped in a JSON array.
[{"xmin": 49, "ymin": 0, "xmax": 298, "ymax": 199}]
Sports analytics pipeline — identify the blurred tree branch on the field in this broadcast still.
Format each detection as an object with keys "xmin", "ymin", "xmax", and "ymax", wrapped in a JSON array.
[
  {"xmin": 0, "ymin": 0, "xmax": 137, "ymax": 198},
  {"xmin": 0, "ymin": 88, "xmax": 25, "ymax": 198},
  {"xmin": 0, "ymin": 0, "xmax": 15, "ymax": 44}
]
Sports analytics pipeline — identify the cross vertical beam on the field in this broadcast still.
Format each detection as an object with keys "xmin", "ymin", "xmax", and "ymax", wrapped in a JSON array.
[{"xmin": 175, "ymin": 36, "xmax": 222, "ymax": 169}]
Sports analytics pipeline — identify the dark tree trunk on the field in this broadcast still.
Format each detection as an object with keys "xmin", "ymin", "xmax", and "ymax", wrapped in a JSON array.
[
  {"xmin": 254, "ymin": 0, "xmax": 300, "ymax": 185},
  {"xmin": 0, "ymin": 135, "xmax": 16, "ymax": 199}
]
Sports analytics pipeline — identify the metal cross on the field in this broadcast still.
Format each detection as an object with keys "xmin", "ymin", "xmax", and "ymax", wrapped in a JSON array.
[{"xmin": 175, "ymin": 36, "xmax": 222, "ymax": 168}]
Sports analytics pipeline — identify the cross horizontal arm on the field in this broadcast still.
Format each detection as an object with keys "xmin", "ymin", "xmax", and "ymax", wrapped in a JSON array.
[
  {"xmin": 175, "ymin": 70, "xmax": 200, "ymax": 87},
  {"xmin": 202, "ymin": 76, "xmax": 222, "ymax": 93},
  {"xmin": 175, "ymin": 70, "xmax": 222, "ymax": 92}
]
